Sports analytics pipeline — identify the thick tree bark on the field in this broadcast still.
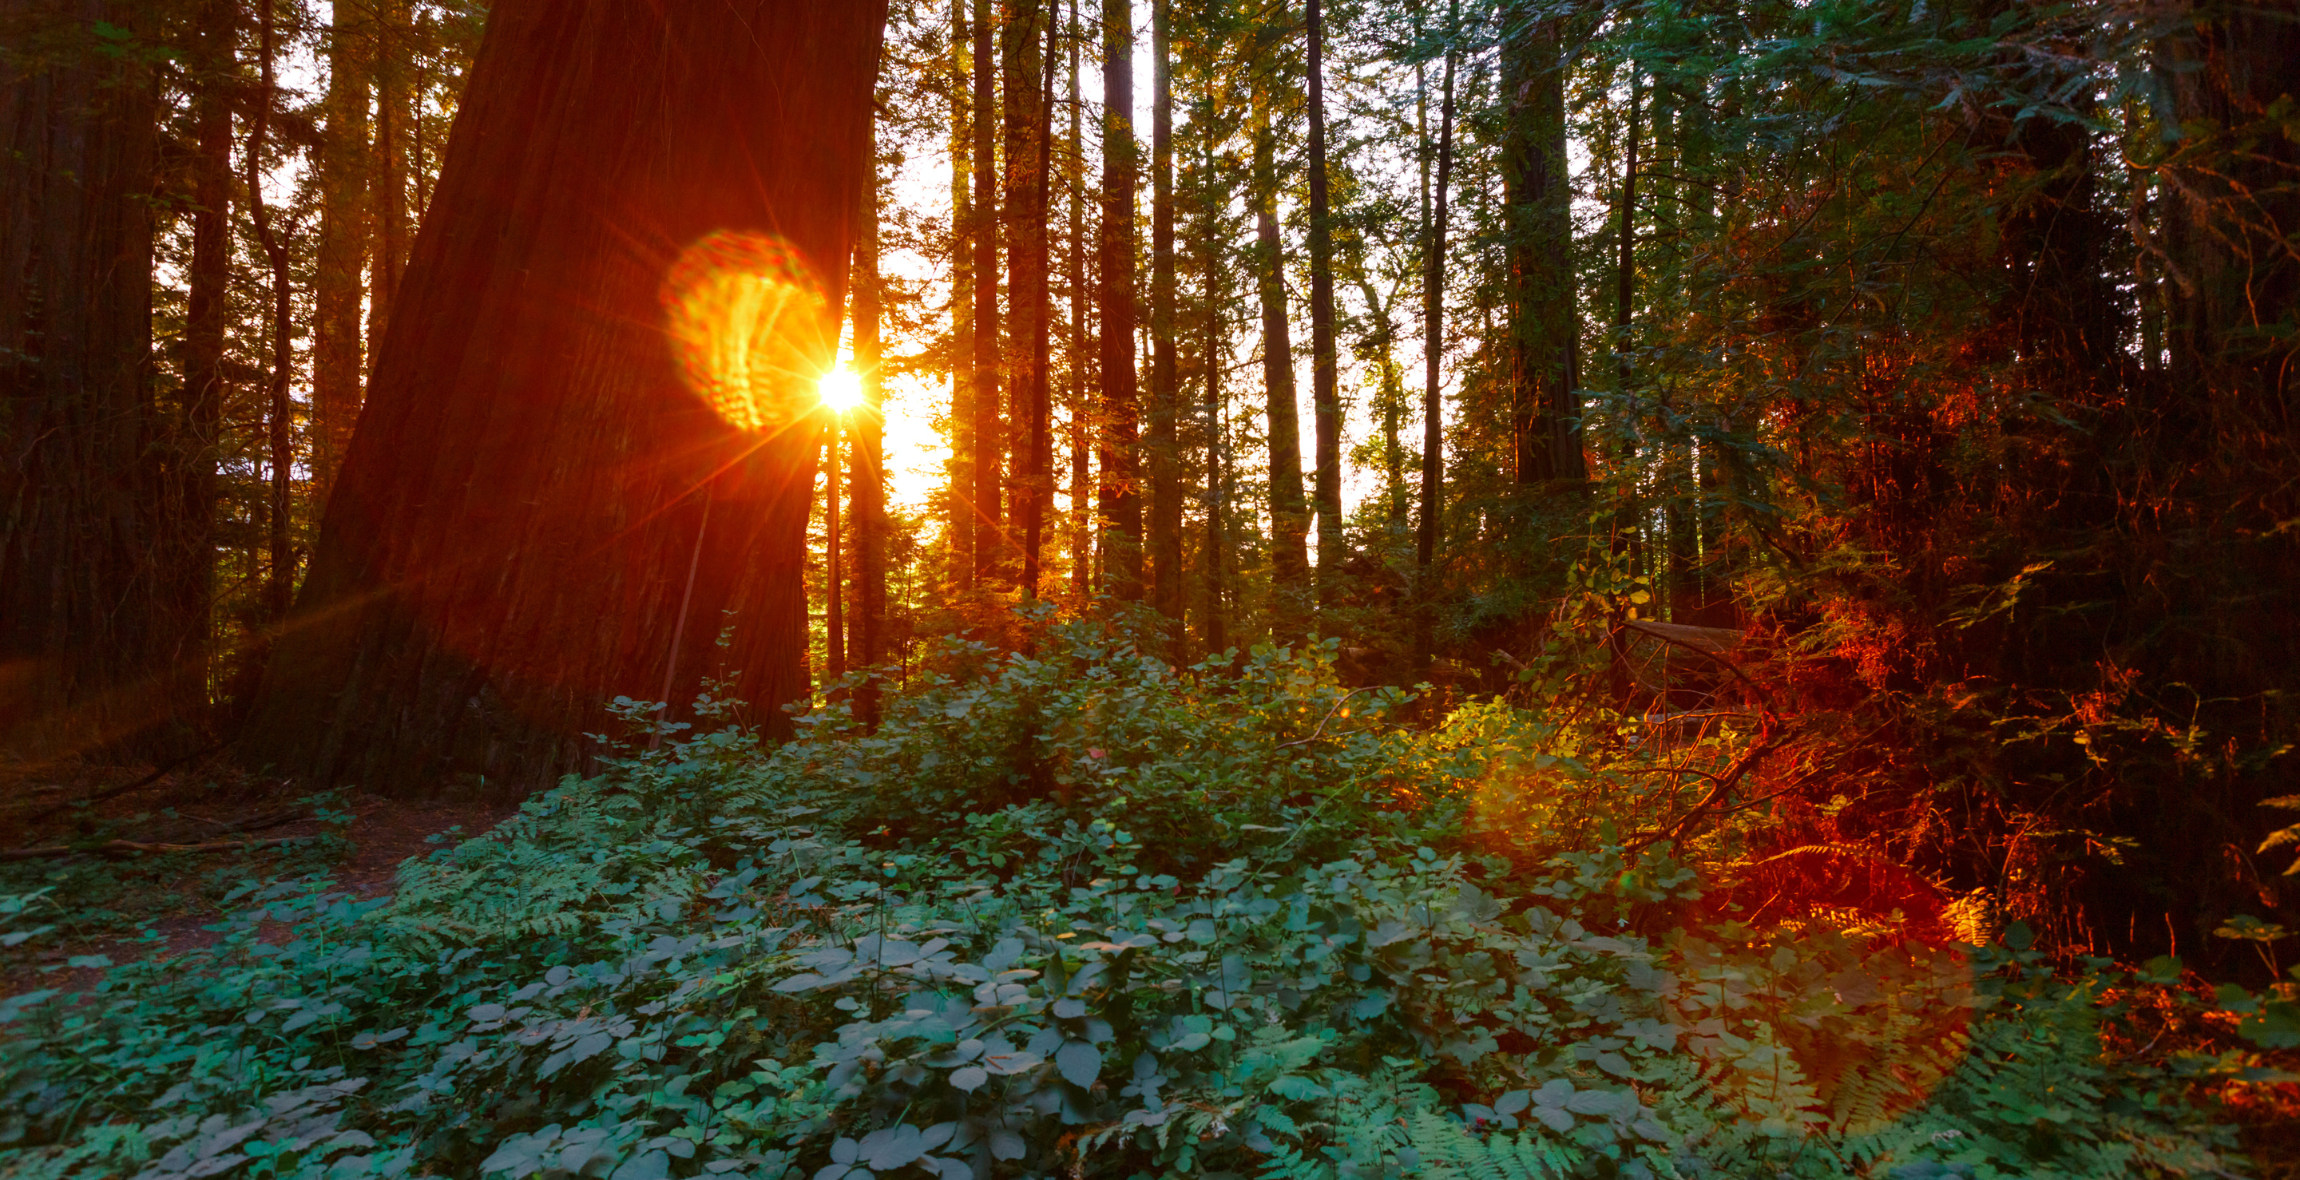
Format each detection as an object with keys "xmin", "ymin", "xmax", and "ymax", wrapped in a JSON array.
[
  {"xmin": 0, "ymin": 0, "xmax": 172, "ymax": 759},
  {"xmin": 1499, "ymin": 6, "xmax": 1580, "ymax": 488},
  {"xmin": 1252, "ymin": 92, "xmax": 1309, "ymax": 639},
  {"xmin": 238, "ymin": 0, "xmax": 887, "ymax": 795},
  {"xmin": 1097, "ymin": 0, "xmax": 1141, "ymax": 598},
  {"xmin": 971, "ymin": 0, "xmax": 1004, "ymax": 586},
  {"xmin": 1305, "ymin": 0, "xmax": 1343, "ymax": 609},
  {"xmin": 1145, "ymin": 0, "xmax": 1181, "ymax": 629},
  {"xmin": 313, "ymin": 0, "xmax": 370, "ymax": 509}
]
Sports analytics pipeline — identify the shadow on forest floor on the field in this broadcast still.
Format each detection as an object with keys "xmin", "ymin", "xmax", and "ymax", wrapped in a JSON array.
[{"xmin": 0, "ymin": 760, "xmax": 514, "ymax": 997}]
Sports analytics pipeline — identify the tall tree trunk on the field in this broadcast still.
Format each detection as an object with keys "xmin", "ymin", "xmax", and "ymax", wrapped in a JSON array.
[
  {"xmin": 246, "ymin": 0, "xmax": 296, "ymax": 624},
  {"xmin": 853, "ymin": 123, "xmax": 886, "ymax": 727},
  {"xmin": 368, "ymin": 0, "xmax": 411, "ymax": 365},
  {"xmin": 313, "ymin": 0, "xmax": 371, "ymax": 509},
  {"xmin": 1306, "ymin": 0, "xmax": 1342, "ymax": 609},
  {"xmin": 0, "ymin": 0, "xmax": 168, "ymax": 758},
  {"xmin": 1413, "ymin": 30, "xmax": 1456, "ymax": 661},
  {"xmin": 949, "ymin": 0, "xmax": 975, "ymax": 589},
  {"xmin": 1066, "ymin": 0, "xmax": 1091, "ymax": 599},
  {"xmin": 1614, "ymin": 71, "xmax": 1639, "ymax": 390},
  {"xmin": 826, "ymin": 418, "xmax": 844, "ymax": 679},
  {"xmin": 1252, "ymin": 90, "xmax": 1308, "ymax": 639},
  {"xmin": 171, "ymin": 0, "xmax": 238, "ymax": 727},
  {"xmin": 1003, "ymin": 0, "xmax": 1052, "ymax": 595},
  {"xmin": 1199, "ymin": 146, "xmax": 1228, "ymax": 657},
  {"xmin": 971, "ymin": 0, "xmax": 1004, "ymax": 586},
  {"xmin": 1097, "ymin": 0, "xmax": 1141, "ymax": 598},
  {"xmin": 1499, "ymin": 4, "xmax": 1580, "ymax": 488},
  {"xmin": 238, "ymin": 0, "xmax": 888, "ymax": 795},
  {"xmin": 1145, "ymin": 0, "xmax": 1181, "ymax": 630}
]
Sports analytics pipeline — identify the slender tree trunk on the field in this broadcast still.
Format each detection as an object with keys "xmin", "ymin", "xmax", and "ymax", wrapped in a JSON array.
[
  {"xmin": 0, "ymin": 0, "xmax": 168, "ymax": 757},
  {"xmin": 1252, "ymin": 90, "xmax": 1309, "ymax": 639},
  {"xmin": 245, "ymin": 0, "xmax": 297, "ymax": 623},
  {"xmin": 368, "ymin": 0, "xmax": 411, "ymax": 365},
  {"xmin": 949, "ymin": 0, "xmax": 976, "ymax": 588},
  {"xmin": 1615, "ymin": 71, "xmax": 1639, "ymax": 389},
  {"xmin": 826, "ymin": 420, "xmax": 844, "ymax": 678},
  {"xmin": 971, "ymin": 0, "xmax": 1004, "ymax": 585},
  {"xmin": 854, "ymin": 124, "xmax": 886, "ymax": 726},
  {"xmin": 1199, "ymin": 146, "xmax": 1228, "ymax": 657},
  {"xmin": 238, "ymin": 0, "xmax": 888, "ymax": 794},
  {"xmin": 1146, "ymin": 0, "xmax": 1181, "ymax": 630},
  {"xmin": 173, "ymin": 0, "xmax": 238, "ymax": 723},
  {"xmin": 1066, "ymin": 0, "xmax": 1091, "ymax": 599},
  {"xmin": 1306, "ymin": 0, "xmax": 1343, "ymax": 608},
  {"xmin": 313, "ymin": 0, "xmax": 371, "ymax": 509},
  {"xmin": 1097, "ymin": 0, "xmax": 1141, "ymax": 598},
  {"xmin": 1413, "ymin": 30, "xmax": 1456, "ymax": 662},
  {"xmin": 1003, "ymin": 0, "xmax": 1052, "ymax": 595},
  {"xmin": 1500, "ymin": 4, "xmax": 1580, "ymax": 488}
]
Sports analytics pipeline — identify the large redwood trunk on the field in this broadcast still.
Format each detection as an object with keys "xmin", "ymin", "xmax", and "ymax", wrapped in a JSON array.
[
  {"xmin": 0, "ymin": 0, "xmax": 174, "ymax": 760},
  {"xmin": 239, "ymin": 0, "xmax": 887, "ymax": 795}
]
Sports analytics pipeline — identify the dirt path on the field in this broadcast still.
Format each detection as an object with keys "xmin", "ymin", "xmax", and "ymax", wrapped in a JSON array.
[{"xmin": 1, "ymin": 790, "xmax": 517, "ymax": 998}]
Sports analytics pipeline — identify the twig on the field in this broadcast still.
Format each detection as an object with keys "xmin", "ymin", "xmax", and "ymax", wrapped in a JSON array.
[
  {"xmin": 1, "ymin": 835, "xmax": 315, "ymax": 863},
  {"xmin": 1276, "ymin": 687, "xmax": 1381, "ymax": 749},
  {"xmin": 19, "ymin": 744, "xmax": 227, "ymax": 826},
  {"xmin": 1620, "ymin": 620, "xmax": 1774, "ymax": 715}
]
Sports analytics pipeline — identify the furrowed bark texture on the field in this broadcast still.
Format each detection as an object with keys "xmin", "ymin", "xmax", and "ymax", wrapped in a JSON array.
[
  {"xmin": 239, "ymin": 0, "xmax": 887, "ymax": 795},
  {"xmin": 1097, "ymin": 0, "xmax": 1141, "ymax": 598},
  {"xmin": 0, "ymin": 0, "xmax": 174, "ymax": 759},
  {"xmin": 1499, "ymin": 8, "xmax": 1580, "ymax": 488},
  {"xmin": 1146, "ymin": 0, "xmax": 1180, "ymax": 628}
]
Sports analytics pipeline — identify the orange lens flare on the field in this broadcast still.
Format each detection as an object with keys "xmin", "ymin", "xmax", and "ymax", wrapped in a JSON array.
[
  {"xmin": 819, "ymin": 366, "xmax": 862, "ymax": 414},
  {"xmin": 661, "ymin": 232, "xmax": 831, "ymax": 432}
]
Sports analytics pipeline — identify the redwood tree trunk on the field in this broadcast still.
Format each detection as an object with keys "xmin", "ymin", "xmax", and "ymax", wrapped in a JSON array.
[
  {"xmin": 1500, "ymin": 5, "xmax": 1580, "ymax": 488},
  {"xmin": 1097, "ymin": 0, "xmax": 1141, "ymax": 598},
  {"xmin": 239, "ymin": 0, "xmax": 887, "ymax": 795},
  {"xmin": 1305, "ymin": 0, "xmax": 1343, "ymax": 609},
  {"xmin": 1146, "ymin": 0, "xmax": 1181, "ymax": 629},
  {"xmin": 0, "ymin": 0, "xmax": 172, "ymax": 759}
]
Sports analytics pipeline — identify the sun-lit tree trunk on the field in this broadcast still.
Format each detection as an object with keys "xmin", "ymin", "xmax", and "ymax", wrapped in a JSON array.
[
  {"xmin": 1145, "ymin": 0, "xmax": 1181, "ymax": 632},
  {"xmin": 1305, "ymin": 0, "xmax": 1343, "ymax": 610},
  {"xmin": 1614, "ymin": 72, "xmax": 1639, "ymax": 391},
  {"xmin": 313, "ymin": 0, "xmax": 371, "ymax": 508},
  {"xmin": 239, "ymin": 0, "xmax": 887, "ymax": 795},
  {"xmin": 1004, "ymin": 0, "xmax": 1053, "ymax": 595},
  {"xmin": 1066, "ymin": 0, "xmax": 1091, "ymax": 600},
  {"xmin": 949, "ymin": 0, "xmax": 976, "ymax": 589},
  {"xmin": 971, "ymin": 0, "xmax": 1004, "ymax": 586},
  {"xmin": 1198, "ymin": 135, "xmax": 1228, "ymax": 657},
  {"xmin": 1499, "ymin": 3, "xmax": 1580, "ymax": 488},
  {"xmin": 1097, "ymin": 0, "xmax": 1141, "ymax": 598},
  {"xmin": 853, "ymin": 123, "xmax": 886, "ymax": 727},
  {"xmin": 1253, "ymin": 82, "xmax": 1308, "ymax": 639},
  {"xmin": 826, "ymin": 417, "xmax": 844, "ymax": 679},
  {"xmin": 0, "ymin": 0, "xmax": 171, "ymax": 758},
  {"xmin": 246, "ymin": 0, "xmax": 297, "ymax": 624}
]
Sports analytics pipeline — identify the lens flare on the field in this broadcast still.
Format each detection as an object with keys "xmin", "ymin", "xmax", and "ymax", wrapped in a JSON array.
[
  {"xmin": 819, "ymin": 365, "xmax": 862, "ymax": 414},
  {"xmin": 661, "ymin": 231, "xmax": 831, "ymax": 432}
]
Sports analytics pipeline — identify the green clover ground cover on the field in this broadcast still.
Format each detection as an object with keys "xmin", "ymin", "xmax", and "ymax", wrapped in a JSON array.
[{"xmin": 0, "ymin": 622, "xmax": 2280, "ymax": 1179}]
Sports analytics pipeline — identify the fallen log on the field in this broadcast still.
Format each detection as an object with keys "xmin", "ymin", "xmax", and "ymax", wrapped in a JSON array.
[{"xmin": 0, "ymin": 835, "xmax": 314, "ymax": 863}]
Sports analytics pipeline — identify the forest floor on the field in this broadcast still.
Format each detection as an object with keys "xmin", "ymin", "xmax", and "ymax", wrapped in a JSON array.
[{"xmin": 0, "ymin": 758, "xmax": 514, "ymax": 997}]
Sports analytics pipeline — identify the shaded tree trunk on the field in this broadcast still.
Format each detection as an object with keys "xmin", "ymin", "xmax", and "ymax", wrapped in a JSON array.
[
  {"xmin": 1066, "ymin": 0, "xmax": 1091, "ymax": 599},
  {"xmin": 0, "ymin": 0, "xmax": 170, "ymax": 758},
  {"xmin": 246, "ymin": 0, "xmax": 296, "ymax": 624},
  {"xmin": 1252, "ymin": 91, "xmax": 1308, "ymax": 638},
  {"xmin": 367, "ymin": 0, "xmax": 412, "ymax": 365},
  {"xmin": 1306, "ymin": 0, "xmax": 1342, "ymax": 609},
  {"xmin": 1097, "ymin": 0, "xmax": 1141, "ymax": 598},
  {"xmin": 1499, "ymin": 4, "xmax": 1580, "ymax": 488},
  {"xmin": 1415, "ymin": 37, "xmax": 1456, "ymax": 585},
  {"xmin": 313, "ymin": 0, "xmax": 371, "ymax": 508},
  {"xmin": 238, "ymin": 0, "xmax": 887, "ymax": 795},
  {"xmin": 1003, "ymin": 0, "xmax": 1052, "ymax": 595}
]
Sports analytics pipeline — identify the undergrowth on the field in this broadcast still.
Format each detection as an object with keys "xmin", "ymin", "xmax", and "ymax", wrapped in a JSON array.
[{"xmin": 0, "ymin": 618, "xmax": 2289, "ymax": 1179}]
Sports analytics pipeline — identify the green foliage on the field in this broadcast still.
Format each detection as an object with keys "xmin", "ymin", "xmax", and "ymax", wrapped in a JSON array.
[{"xmin": 0, "ymin": 631, "xmax": 2263, "ymax": 1178}]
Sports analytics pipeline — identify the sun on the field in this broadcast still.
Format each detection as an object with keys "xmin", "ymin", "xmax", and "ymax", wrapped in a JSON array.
[{"xmin": 819, "ymin": 365, "xmax": 863, "ymax": 414}]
